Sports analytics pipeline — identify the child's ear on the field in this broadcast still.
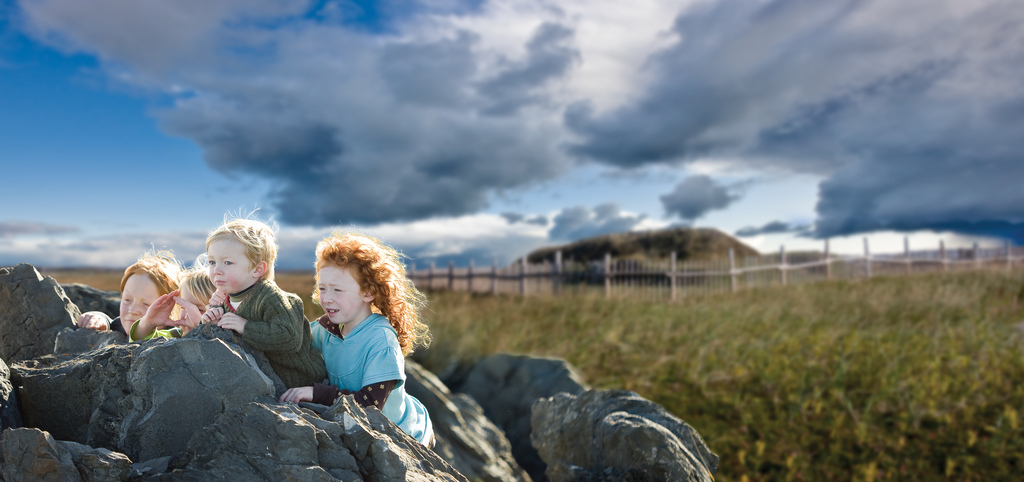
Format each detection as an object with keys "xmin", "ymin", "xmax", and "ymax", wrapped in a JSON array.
[
  {"xmin": 362, "ymin": 291, "xmax": 375, "ymax": 303},
  {"xmin": 253, "ymin": 261, "xmax": 268, "ymax": 279}
]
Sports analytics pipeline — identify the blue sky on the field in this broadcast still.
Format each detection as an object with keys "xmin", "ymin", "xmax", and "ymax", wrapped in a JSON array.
[{"xmin": 1, "ymin": 0, "xmax": 1021, "ymax": 270}]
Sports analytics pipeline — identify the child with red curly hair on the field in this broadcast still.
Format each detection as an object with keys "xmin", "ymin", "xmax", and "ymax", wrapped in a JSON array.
[{"xmin": 279, "ymin": 231, "xmax": 434, "ymax": 446}]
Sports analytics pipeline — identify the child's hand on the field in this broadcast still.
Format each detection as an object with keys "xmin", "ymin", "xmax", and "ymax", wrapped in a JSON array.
[
  {"xmin": 279, "ymin": 387, "xmax": 313, "ymax": 404},
  {"xmin": 77, "ymin": 311, "xmax": 111, "ymax": 331},
  {"xmin": 208, "ymin": 289, "xmax": 228, "ymax": 309},
  {"xmin": 201, "ymin": 306, "xmax": 224, "ymax": 324},
  {"xmin": 167, "ymin": 295, "xmax": 203, "ymax": 332},
  {"xmin": 217, "ymin": 313, "xmax": 247, "ymax": 334},
  {"xmin": 145, "ymin": 291, "xmax": 178, "ymax": 327}
]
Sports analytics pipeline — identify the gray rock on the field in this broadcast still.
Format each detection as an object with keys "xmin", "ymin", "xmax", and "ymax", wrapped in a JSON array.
[
  {"xmin": 53, "ymin": 327, "xmax": 126, "ymax": 356},
  {"xmin": 60, "ymin": 283, "xmax": 119, "ymax": 320},
  {"xmin": 1, "ymin": 427, "xmax": 82, "ymax": 482},
  {"xmin": 531, "ymin": 389, "xmax": 719, "ymax": 482},
  {"xmin": 321, "ymin": 396, "xmax": 469, "ymax": 481},
  {"xmin": 182, "ymin": 323, "xmax": 289, "ymax": 398},
  {"xmin": 1, "ymin": 358, "xmax": 21, "ymax": 432},
  {"xmin": 405, "ymin": 359, "xmax": 530, "ymax": 482},
  {"xmin": 58, "ymin": 439, "xmax": 133, "ymax": 482},
  {"xmin": 172, "ymin": 399, "xmax": 468, "ymax": 481},
  {"xmin": 11, "ymin": 343, "xmax": 139, "ymax": 449},
  {"xmin": 446, "ymin": 354, "xmax": 587, "ymax": 481},
  {"xmin": 118, "ymin": 337, "xmax": 278, "ymax": 462},
  {"xmin": 0, "ymin": 264, "xmax": 80, "ymax": 363}
]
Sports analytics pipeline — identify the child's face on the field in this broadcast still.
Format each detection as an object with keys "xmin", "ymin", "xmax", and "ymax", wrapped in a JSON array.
[
  {"xmin": 120, "ymin": 274, "xmax": 160, "ymax": 326},
  {"xmin": 317, "ymin": 265, "xmax": 374, "ymax": 328},
  {"xmin": 208, "ymin": 238, "xmax": 264, "ymax": 295}
]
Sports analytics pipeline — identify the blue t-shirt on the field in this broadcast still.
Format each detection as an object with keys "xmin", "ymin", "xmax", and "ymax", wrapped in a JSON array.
[{"xmin": 310, "ymin": 313, "xmax": 433, "ymax": 445}]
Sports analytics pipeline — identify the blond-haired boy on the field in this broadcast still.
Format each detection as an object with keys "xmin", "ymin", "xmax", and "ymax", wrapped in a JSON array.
[{"xmin": 201, "ymin": 218, "xmax": 327, "ymax": 388}]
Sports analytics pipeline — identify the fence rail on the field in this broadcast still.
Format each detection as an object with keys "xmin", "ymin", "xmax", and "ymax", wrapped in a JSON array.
[{"xmin": 408, "ymin": 238, "xmax": 1024, "ymax": 300}]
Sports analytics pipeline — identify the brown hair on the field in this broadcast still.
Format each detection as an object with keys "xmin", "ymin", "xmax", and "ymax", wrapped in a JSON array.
[
  {"xmin": 314, "ymin": 231, "xmax": 430, "ymax": 355},
  {"xmin": 120, "ymin": 251, "xmax": 182, "ymax": 296}
]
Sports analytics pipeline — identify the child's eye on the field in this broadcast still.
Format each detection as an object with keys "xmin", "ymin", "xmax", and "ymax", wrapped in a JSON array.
[{"xmin": 224, "ymin": 261, "xmax": 232, "ymax": 265}]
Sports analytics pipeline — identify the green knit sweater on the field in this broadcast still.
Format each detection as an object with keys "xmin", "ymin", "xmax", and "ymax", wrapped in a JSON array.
[{"xmin": 230, "ymin": 279, "xmax": 327, "ymax": 388}]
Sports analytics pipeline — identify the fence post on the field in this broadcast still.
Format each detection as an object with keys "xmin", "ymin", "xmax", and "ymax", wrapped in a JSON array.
[
  {"xmin": 779, "ymin": 245, "xmax": 788, "ymax": 286},
  {"xmin": 519, "ymin": 257, "xmax": 527, "ymax": 296},
  {"xmin": 491, "ymin": 258, "xmax": 498, "ymax": 295},
  {"xmin": 728, "ymin": 249, "xmax": 737, "ymax": 292},
  {"xmin": 938, "ymin": 240, "xmax": 946, "ymax": 271},
  {"xmin": 428, "ymin": 261, "xmax": 435, "ymax": 290},
  {"xmin": 604, "ymin": 253, "xmax": 612, "ymax": 299},
  {"xmin": 553, "ymin": 251, "xmax": 562, "ymax": 295},
  {"xmin": 863, "ymin": 238, "xmax": 872, "ymax": 278},
  {"xmin": 904, "ymin": 236, "xmax": 911, "ymax": 275},
  {"xmin": 669, "ymin": 251, "xmax": 677, "ymax": 301},
  {"xmin": 973, "ymin": 242, "xmax": 980, "ymax": 270},
  {"xmin": 448, "ymin": 260, "xmax": 455, "ymax": 291},
  {"xmin": 824, "ymin": 239, "xmax": 832, "ymax": 281},
  {"xmin": 468, "ymin": 259, "xmax": 475, "ymax": 292},
  {"xmin": 1007, "ymin": 240, "xmax": 1013, "ymax": 271}
]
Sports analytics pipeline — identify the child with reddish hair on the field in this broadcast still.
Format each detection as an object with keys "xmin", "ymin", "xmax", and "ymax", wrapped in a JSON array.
[
  {"xmin": 77, "ymin": 251, "xmax": 182, "ymax": 336},
  {"xmin": 279, "ymin": 231, "xmax": 434, "ymax": 446},
  {"xmin": 128, "ymin": 266, "xmax": 216, "ymax": 341}
]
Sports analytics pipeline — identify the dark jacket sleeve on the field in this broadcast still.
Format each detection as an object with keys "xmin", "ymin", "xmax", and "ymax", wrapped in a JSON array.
[{"xmin": 312, "ymin": 380, "xmax": 397, "ymax": 409}]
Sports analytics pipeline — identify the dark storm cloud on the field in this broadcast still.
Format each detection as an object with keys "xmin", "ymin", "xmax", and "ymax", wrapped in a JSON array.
[
  {"xmin": 150, "ymin": 19, "xmax": 580, "ymax": 226},
  {"xmin": 549, "ymin": 203, "xmax": 646, "ymax": 241},
  {"xmin": 567, "ymin": 0, "xmax": 1024, "ymax": 240},
  {"xmin": 0, "ymin": 221, "xmax": 78, "ymax": 238},
  {"xmin": 735, "ymin": 220, "xmax": 809, "ymax": 237},
  {"xmin": 478, "ymin": 22, "xmax": 580, "ymax": 116},
  {"xmin": 20, "ymin": 1, "xmax": 578, "ymax": 227},
  {"xmin": 659, "ymin": 175, "xmax": 737, "ymax": 221}
]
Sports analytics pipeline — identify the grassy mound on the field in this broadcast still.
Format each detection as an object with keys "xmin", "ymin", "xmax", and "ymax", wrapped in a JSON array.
[{"xmin": 526, "ymin": 226, "xmax": 759, "ymax": 263}]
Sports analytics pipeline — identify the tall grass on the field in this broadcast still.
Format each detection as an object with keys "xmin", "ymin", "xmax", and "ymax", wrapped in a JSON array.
[
  {"xmin": 412, "ymin": 271, "xmax": 1024, "ymax": 481},
  {"xmin": 42, "ymin": 267, "xmax": 1024, "ymax": 480}
]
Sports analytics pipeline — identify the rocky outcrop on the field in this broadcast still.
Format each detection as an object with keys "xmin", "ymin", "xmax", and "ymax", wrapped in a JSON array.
[
  {"xmin": 167, "ymin": 398, "xmax": 467, "ymax": 481},
  {"xmin": 60, "ymin": 283, "xmax": 119, "ymax": 320},
  {"xmin": 0, "ymin": 264, "xmax": 80, "ymax": 363},
  {"xmin": 8, "ymin": 336, "xmax": 471, "ymax": 480},
  {"xmin": 118, "ymin": 337, "xmax": 278, "ymax": 462},
  {"xmin": 1, "ymin": 427, "xmax": 132, "ymax": 482},
  {"xmin": 1, "ymin": 357, "xmax": 21, "ymax": 433},
  {"xmin": 1, "ymin": 265, "xmax": 719, "ymax": 481},
  {"xmin": 531, "ymin": 390, "xmax": 719, "ymax": 482},
  {"xmin": 405, "ymin": 359, "xmax": 530, "ymax": 481},
  {"xmin": 13, "ymin": 342, "xmax": 138, "ymax": 449},
  {"xmin": 53, "ymin": 328, "xmax": 125, "ymax": 356},
  {"xmin": 443, "ymin": 354, "xmax": 588, "ymax": 480}
]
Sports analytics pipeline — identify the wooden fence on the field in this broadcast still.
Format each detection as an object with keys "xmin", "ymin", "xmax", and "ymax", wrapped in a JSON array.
[{"xmin": 407, "ymin": 239, "xmax": 1024, "ymax": 300}]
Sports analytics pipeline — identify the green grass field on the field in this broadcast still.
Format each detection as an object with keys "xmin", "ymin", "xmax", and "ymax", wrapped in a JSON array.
[{"xmin": 43, "ymin": 267, "xmax": 1024, "ymax": 481}]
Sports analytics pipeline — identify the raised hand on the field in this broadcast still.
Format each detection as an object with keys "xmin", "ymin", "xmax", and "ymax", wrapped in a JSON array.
[
  {"xmin": 166, "ymin": 295, "xmax": 203, "ymax": 332},
  {"xmin": 207, "ymin": 289, "xmax": 228, "ymax": 310},
  {"xmin": 201, "ymin": 305, "xmax": 225, "ymax": 324}
]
